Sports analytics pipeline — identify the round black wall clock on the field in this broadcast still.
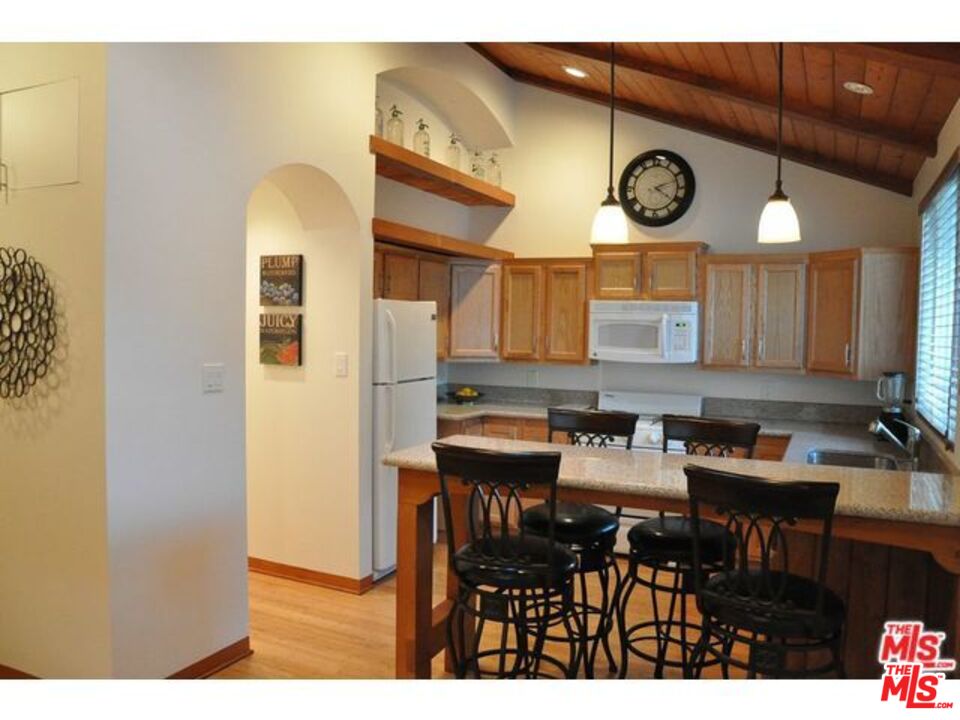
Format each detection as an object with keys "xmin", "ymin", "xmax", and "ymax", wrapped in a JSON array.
[
  {"xmin": 0, "ymin": 247, "xmax": 58, "ymax": 399},
  {"xmin": 618, "ymin": 149, "xmax": 696, "ymax": 227}
]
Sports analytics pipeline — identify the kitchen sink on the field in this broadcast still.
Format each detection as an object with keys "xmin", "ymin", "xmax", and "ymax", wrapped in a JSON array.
[{"xmin": 806, "ymin": 449, "xmax": 899, "ymax": 470}]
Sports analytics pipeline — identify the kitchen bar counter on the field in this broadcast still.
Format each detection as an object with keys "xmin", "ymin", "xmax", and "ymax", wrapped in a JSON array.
[
  {"xmin": 388, "ymin": 434, "xmax": 959, "ymax": 527},
  {"xmin": 385, "ymin": 435, "xmax": 960, "ymax": 679}
]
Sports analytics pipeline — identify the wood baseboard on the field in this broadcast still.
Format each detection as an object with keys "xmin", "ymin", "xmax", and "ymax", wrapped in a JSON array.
[
  {"xmin": 0, "ymin": 663, "xmax": 36, "ymax": 679},
  {"xmin": 248, "ymin": 557, "xmax": 373, "ymax": 595},
  {"xmin": 1, "ymin": 639, "xmax": 251, "ymax": 680},
  {"xmin": 168, "ymin": 637, "xmax": 252, "ymax": 679}
]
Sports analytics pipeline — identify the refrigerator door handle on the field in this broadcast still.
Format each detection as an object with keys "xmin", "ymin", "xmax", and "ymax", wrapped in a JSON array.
[
  {"xmin": 385, "ymin": 384, "xmax": 396, "ymax": 453},
  {"xmin": 385, "ymin": 308, "xmax": 398, "ymax": 384}
]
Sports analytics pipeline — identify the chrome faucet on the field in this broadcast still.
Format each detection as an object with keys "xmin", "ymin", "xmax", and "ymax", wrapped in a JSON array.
[{"xmin": 868, "ymin": 417, "xmax": 921, "ymax": 469}]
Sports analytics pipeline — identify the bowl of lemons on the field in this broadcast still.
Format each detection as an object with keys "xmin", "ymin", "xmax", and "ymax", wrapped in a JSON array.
[{"xmin": 448, "ymin": 387, "xmax": 484, "ymax": 405}]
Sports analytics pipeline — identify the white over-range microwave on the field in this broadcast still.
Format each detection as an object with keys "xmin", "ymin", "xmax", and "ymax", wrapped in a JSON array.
[{"xmin": 588, "ymin": 300, "xmax": 699, "ymax": 363}]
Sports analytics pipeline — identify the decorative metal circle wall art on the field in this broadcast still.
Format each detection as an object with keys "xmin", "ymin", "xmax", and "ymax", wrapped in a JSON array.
[{"xmin": 0, "ymin": 247, "xmax": 58, "ymax": 399}]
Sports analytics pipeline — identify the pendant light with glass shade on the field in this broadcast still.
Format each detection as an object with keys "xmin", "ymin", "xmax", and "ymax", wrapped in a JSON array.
[
  {"xmin": 757, "ymin": 42, "xmax": 801, "ymax": 244},
  {"xmin": 590, "ymin": 43, "xmax": 628, "ymax": 245}
]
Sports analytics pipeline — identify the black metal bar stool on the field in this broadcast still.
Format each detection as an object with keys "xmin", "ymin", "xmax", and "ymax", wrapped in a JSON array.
[
  {"xmin": 433, "ymin": 442, "xmax": 582, "ymax": 679},
  {"xmin": 617, "ymin": 415, "xmax": 761, "ymax": 678},
  {"xmin": 685, "ymin": 464, "xmax": 846, "ymax": 678},
  {"xmin": 521, "ymin": 407, "xmax": 638, "ymax": 677}
]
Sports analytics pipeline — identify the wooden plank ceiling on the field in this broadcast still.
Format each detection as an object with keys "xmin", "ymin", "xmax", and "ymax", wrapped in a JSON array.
[{"xmin": 470, "ymin": 42, "xmax": 960, "ymax": 196}]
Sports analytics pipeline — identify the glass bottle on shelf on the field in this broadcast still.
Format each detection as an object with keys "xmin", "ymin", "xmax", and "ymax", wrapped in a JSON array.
[
  {"xmin": 375, "ymin": 96, "xmax": 384, "ymax": 137},
  {"xmin": 445, "ymin": 134, "xmax": 462, "ymax": 171},
  {"xmin": 486, "ymin": 152, "xmax": 502, "ymax": 187},
  {"xmin": 470, "ymin": 150, "xmax": 486, "ymax": 181},
  {"xmin": 386, "ymin": 105, "xmax": 404, "ymax": 146},
  {"xmin": 412, "ymin": 118, "xmax": 431, "ymax": 157}
]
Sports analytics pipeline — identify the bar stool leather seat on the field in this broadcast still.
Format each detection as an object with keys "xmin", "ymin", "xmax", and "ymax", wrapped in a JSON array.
[
  {"xmin": 701, "ymin": 570, "xmax": 846, "ymax": 638},
  {"xmin": 628, "ymin": 516, "xmax": 733, "ymax": 564},
  {"xmin": 523, "ymin": 501, "xmax": 620, "ymax": 546},
  {"xmin": 454, "ymin": 536, "xmax": 577, "ymax": 591}
]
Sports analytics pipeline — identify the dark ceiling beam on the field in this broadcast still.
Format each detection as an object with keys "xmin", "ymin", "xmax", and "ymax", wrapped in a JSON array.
[
  {"xmin": 809, "ymin": 43, "xmax": 960, "ymax": 80},
  {"xmin": 504, "ymin": 67, "xmax": 913, "ymax": 196},
  {"xmin": 534, "ymin": 42, "xmax": 937, "ymax": 158}
]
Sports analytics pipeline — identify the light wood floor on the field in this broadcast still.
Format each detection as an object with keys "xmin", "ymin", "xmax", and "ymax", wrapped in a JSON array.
[{"xmin": 215, "ymin": 543, "xmax": 738, "ymax": 679}]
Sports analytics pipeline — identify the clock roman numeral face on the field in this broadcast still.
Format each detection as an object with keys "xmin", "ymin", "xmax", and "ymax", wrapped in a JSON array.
[{"xmin": 618, "ymin": 150, "xmax": 696, "ymax": 227}]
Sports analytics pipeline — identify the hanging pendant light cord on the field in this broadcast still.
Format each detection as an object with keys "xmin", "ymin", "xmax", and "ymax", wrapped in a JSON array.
[
  {"xmin": 775, "ymin": 41, "xmax": 784, "ymax": 193},
  {"xmin": 607, "ymin": 42, "xmax": 616, "ymax": 200}
]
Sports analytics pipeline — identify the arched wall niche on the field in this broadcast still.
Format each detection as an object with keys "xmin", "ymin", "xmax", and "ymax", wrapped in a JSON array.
[{"xmin": 378, "ymin": 66, "xmax": 514, "ymax": 150}]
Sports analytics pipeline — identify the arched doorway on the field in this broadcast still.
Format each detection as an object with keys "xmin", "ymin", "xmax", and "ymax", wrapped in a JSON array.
[{"xmin": 245, "ymin": 164, "xmax": 372, "ymax": 584}]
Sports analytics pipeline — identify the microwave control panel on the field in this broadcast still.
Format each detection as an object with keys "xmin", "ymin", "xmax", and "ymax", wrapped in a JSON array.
[
  {"xmin": 668, "ymin": 317, "xmax": 698, "ymax": 360},
  {"xmin": 671, "ymin": 320, "xmax": 693, "ymax": 352}
]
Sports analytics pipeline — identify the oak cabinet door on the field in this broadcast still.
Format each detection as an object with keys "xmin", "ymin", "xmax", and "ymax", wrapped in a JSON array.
[
  {"xmin": 594, "ymin": 252, "xmax": 641, "ymax": 299},
  {"xmin": 449, "ymin": 263, "xmax": 501, "ymax": 359},
  {"xmin": 418, "ymin": 258, "xmax": 451, "ymax": 360},
  {"xmin": 483, "ymin": 418, "xmax": 521, "ymax": 439},
  {"xmin": 755, "ymin": 262, "xmax": 806, "ymax": 370},
  {"xmin": 501, "ymin": 264, "xmax": 543, "ymax": 360},
  {"xmin": 373, "ymin": 249, "xmax": 384, "ymax": 299},
  {"xmin": 463, "ymin": 418, "xmax": 485, "ymax": 436},
  {"xmin": 806, "ymin": 256, "xmax": 859, "ymax": 375},
  {"xmin": 544, "ymin": 263, "xmax": 588, "ymax": 363},
  {"xmin": 382, "ymin": 252, "xmax": 419, "ymax": 300},
  {"xmin": 703, "ymin": 263, "xmax": 754, "ymax": 368},
  {"xmin": 520, "ymin": 419, "xmax": 550, "ymax": 443},
  {"xmin": 437, "ymin": 419, "xmax": 461, "ymax": 439},
  {"xmin": 645, "ymin": 251, "xmax": 697, "ymax": 300}
]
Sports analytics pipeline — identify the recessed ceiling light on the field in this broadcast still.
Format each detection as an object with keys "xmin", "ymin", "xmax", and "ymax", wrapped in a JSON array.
[
  {"xmin": 843, "ymin": 80, "xmax": 874, "ymax": 96},
  {"xmin": 563, "ymin": 66, "xmax": 588, "ymax": 79}
]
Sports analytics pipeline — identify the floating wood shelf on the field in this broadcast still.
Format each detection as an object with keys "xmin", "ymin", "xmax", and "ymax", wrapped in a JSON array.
[
  {"xmin": 372, "ymin": 218, "xmax": 514, "ymax": 261},
  {"xmin": 369, "ymin": 135, "xmax": 516, "ymax": 208}
]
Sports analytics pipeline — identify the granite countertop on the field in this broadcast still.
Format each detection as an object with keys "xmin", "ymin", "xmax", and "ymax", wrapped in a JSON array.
[
  {"xmin": 385, "ymin": 435, "xmax": 960, "ymax": 528},
  {"xmin": 437, "ymin": 402, "xmax": 900, "ymax": 465},
  {"xmin": 715, "ymin": 417, "xmax": 901, "ymax": 464},
  {"xmin": 438, "ymin": 402, "xmax": 581, "ymax": 421}
]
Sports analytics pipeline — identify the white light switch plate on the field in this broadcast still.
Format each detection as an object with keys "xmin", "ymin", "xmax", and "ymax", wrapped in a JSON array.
[
  {"xmin": 202, "ymin": 363, "xmax": 225, "ymax": 393},
  {"xmin": 335, "ymin": 353, "xmax": 349, "ymax": 378}
]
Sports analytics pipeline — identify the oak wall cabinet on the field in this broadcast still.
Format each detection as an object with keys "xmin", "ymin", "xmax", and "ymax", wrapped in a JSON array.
[
  {"xmin": 418, "ymin": 258, "xmax": 451, "ymax": 362},
  {"xmin": 592, "ymin": 242, "xmax": 707, "ymax": 300},
  {"xmin": 701, "ymin": 255, "xmax": 806, "ymax": 372},
  {"xmin": 500, "ymin": 260, "xmax": 589, "ymax": 364},
  {"xmin": 755, "ymin": 261, "xmax": 807, "ymax": 371},
  {"xmin": 702, "ymin": 261, "xmax": 756, "ymax": 369},
  {"xmin": 373, "ymin": 243, "xmax": 451, "ymax": 359},
  {"xmin": 449, "ymin": 262, "xmax": 502, "ymax": 360},
  {"xmin": 501, "ymin": 264, "xmax": 543, "ymax": 361},
  {"xmin": 382, "ymin": 252, "xmax": 419, "ymax": 300},
  {"xmin": 806, "ymin": 247, "xmax": 918, "ymax": 379}
]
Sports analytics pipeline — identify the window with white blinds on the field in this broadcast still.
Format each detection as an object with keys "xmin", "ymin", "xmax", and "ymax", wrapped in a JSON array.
[{"xmin": 916, "ymin": 165, "xmax": 960, "ymax": 444}]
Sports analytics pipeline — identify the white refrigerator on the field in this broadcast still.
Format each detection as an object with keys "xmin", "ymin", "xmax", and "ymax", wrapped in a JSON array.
[{"xmin": 372, "ymin": 299, "xmax": 438, "ymax": 580}]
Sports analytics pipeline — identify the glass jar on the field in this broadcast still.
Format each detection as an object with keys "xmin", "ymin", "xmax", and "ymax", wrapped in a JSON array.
[
  {"xmin": 445, "ymin": 134, "xmax": 462, "ymax": 171},
  {"xmin": 375, "ymin": 96, "xmax": 384, "ymax": 138},
  {"xmin": 470, "ymin": 150, "xmax": 486, "ymax": 181},
  {"xmin": 487, "ymin": 152, "xmax": 502, "ymax": 187},
  {"xmin": 413, "ymin": 118, "xmax": 431, "ymax": 157},
  {"xmin": 386, "ymin": 105, "xmax": 404, "ymax": 146}
]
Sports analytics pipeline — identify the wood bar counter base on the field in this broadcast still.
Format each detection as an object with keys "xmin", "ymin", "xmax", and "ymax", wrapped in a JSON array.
[{"xmin": 384, "ymin": 435, "xmax": 960, "ymax": 679}]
